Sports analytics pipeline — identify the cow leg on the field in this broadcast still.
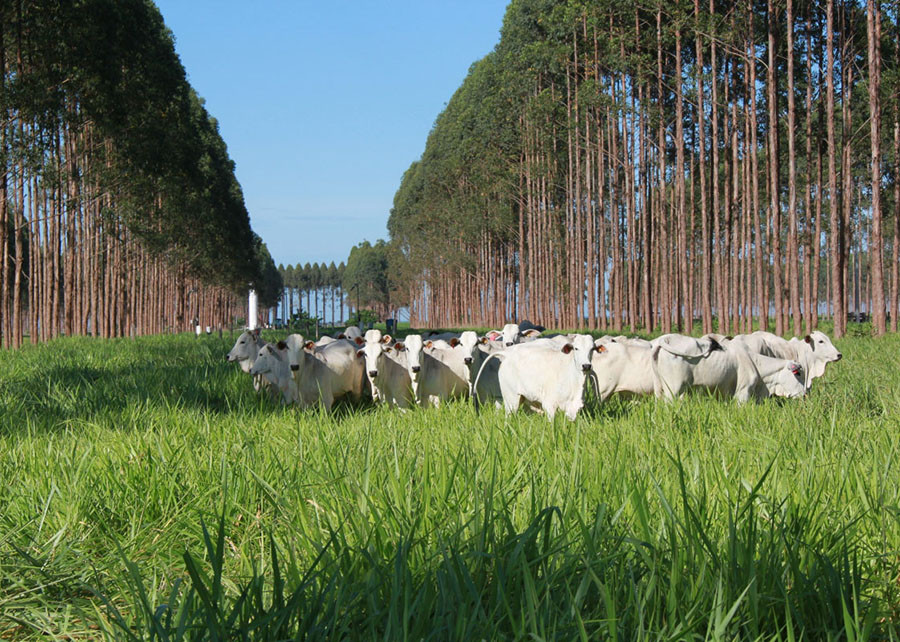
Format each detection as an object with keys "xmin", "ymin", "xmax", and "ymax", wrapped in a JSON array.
[{"xmin": 503, "ymin": 394, "xmax": 521, "ymax": 416}]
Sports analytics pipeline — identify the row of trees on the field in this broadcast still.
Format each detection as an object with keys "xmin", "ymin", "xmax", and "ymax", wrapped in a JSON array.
[
  {"xmin": 276, "ymin": 261, "xmax": 346, "ymax": 325},
  {"xmin": 1, "ymin": 0, "xmax": 281, "ymax": 348},
  {"xmin": 388, "ymin": 0, "xmax": 900, "ymax": 337},
  {"xmin": 278, "ymin": 239, "xmax": 403, "ymax": 327}
]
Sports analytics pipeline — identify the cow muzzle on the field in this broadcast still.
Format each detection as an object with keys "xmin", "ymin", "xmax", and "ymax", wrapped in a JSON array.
[
  {"xmin": 505, "ymin": 341, "xmax": 514, "ymax": 347},
  {"xmin": 463, "ymin": 357, "xmax": 473, "ymax": 365},
  {"xmin": 581, "ymin": 363, "xmax": 593, "ymax": 372},
  {"xmin": 368, "ymin": 370, "xmax": 378, "ymax": 377},
  {"xmin": 290, "ymin": 364, "xmax": 299, "ymax": 372},
  {"xmin": 835, "ymin": 353, "xmax": 843, "ymax": 361},
  {"xmin": 411, "ymin": 366, "xmax": 421, "ymax": 374}
]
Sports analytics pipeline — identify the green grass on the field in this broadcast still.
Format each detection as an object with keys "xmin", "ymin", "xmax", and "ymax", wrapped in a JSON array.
[{"xmin": 1, "ymin": 331, "xmax": 899, "ymax": 639}]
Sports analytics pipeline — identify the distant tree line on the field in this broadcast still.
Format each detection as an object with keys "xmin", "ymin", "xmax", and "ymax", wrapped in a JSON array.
[
  {"xmin": 389, "ymin": 0, "xmax": 900, "ymax": 338},
  {"xmin": 276, "ymin": 261, "xmax": 346, "ymax": 325},
  {"xmin": 0, "ymin": 0, "xmax": 281, "ymax": 347}
]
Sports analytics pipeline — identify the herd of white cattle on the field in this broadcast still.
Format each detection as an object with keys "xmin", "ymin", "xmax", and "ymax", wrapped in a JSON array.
[{"xmin": 225, "ymin": 322, "xmax": 843, "ymax": 421}]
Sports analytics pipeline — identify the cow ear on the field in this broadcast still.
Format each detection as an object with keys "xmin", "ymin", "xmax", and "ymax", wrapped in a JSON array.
[
  {"xmin": 424, "ymin": 340, "xmax": 434, "ymax": 349},
  {"xmin": 304, "ymin": 340, "xmax": 316, "ymax": 350},
  {"xmin": 523, "ymin": 329, "xmax": 540, "ymax": 337},
  {"xmin": 354, "ymin": 336, "xmax": 364, "ymax": 345},
  {"xmin": 337, "ymin": 333, "xmax": 346, "ymax": 339},
  {"xmin": 356, "ymin": 349, "xmax": 365, "ymax": 358},
  {"xmin": 449, "ymin": 337, "xmax": 460, "ymax": 347},
  {"xmin": 804, "ymin": 334, "xmax": 813, "ymax": 345},
  {"xmin": 276, "ymin": 340, "xmax": 287, "ymax": 350},
  {"xmin": 595, "ymin": 344, "xmax": 606, "ymax": 353},
  {"xmin": 726, "ymin": 335, "xmax": 734, "ymax": 341},
  {"xmin": 479, "ymin": 336, "xmax": 488, "ymax": 344},
  {"xmin": 394, "ymin": 342, "xmax": 405, "ymax": 352},
  {"xmin": 381, "ymin": 334, "xmax": 392, "ymax": 344},
  {"xmin": 561, "ymin": 343, "xmax": 574, "ymax": 354}
]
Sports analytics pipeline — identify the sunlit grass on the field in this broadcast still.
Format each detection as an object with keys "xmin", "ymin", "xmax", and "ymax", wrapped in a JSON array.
[{"xmin": 1, "ymin": 330, "xmax": 898, "ymax": 639}]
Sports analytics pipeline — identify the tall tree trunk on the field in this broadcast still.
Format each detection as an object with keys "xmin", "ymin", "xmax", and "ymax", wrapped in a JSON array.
[
  {"xmin": 767, "ymin": 0, "xmax": 784, "ymax": 335},
  {"xmin": 867, "ymin": 0, "xmax": 886, "ymax": 334},
  {"xmin": 827, "ymin": 0, "xmax": 843, "ymax": 336},
  {"xmin": 787, "ymin": 0, "xmax": 802, "ymax": 336}
]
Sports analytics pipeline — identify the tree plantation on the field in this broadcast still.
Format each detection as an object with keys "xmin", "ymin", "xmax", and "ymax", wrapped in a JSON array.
[
  {"xmin": 388, "ymin": 0, "xmax": 900, "ymax": 338},
  {"xmin": 0, "ymin": 1, "xmax": 281, "ymax": 348}
]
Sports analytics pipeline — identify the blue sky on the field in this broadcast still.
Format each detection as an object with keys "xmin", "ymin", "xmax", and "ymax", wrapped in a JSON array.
[{"xmin": 153, "ymin": 1, "xmax": 507, "ymax": 269}]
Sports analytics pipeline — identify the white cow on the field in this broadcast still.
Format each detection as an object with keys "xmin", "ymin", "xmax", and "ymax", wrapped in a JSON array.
[
  {"xmin": 248, "ymin": 341, "xmax": 296, "ymax": 405},
  {"xmin": 395, "ymin": 335, "xmax": 469, "ymax": 407},
  {"xmin": 350, "ymin": 330, "xmax": 393, "ymax": 401},
  {"xmin": 356, "ymin": 340, "xmax": 415, "ymax": 408},
  {"xmin": 493, "ymin": 334, "xmax": 598, "ymax": 421},
  {"xmin": 416, "ymin": 338, "xmax": 470, "ymax": 407},
  {"xmin": 226, "ymin": 329, "xmax": 270, "ymax": 393},
  {"xmin": 732, "ymin": 330, "xmax": 842, "ymax": 390},
  {"xmin": 589, "ymin": 337, "xmax": 659, "ymax": 401},
  {"xmin": 652, "ymin": 334, "xmax": 805, "ymax": 402},
  {"xmin": 284, "ymin": 337, "xmax": 367, "ymax": 411}
]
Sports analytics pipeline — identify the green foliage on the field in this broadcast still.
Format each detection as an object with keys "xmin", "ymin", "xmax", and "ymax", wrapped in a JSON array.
[
  {"xmin": 0, "ymin": 332, "xmax": 898, "ymax": 638},
  {"xmin": 342, "ymin": 240, "xmax": 394, "ymax": 318},
  {"xmin": 347, "ymin": 308, "xmax": 378, "ymax": 326},
  {"xmin": 1, "ymin": 0, "xmax": 268, "ymax": 298}
]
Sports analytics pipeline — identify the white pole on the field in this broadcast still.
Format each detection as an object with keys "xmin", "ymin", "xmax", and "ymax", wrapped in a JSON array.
[{"xmin": 248, "ymin": 289, "xmax": 259, "ymax": 330}]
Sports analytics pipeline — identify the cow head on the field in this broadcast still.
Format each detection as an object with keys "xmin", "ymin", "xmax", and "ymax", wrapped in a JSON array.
[
  {"xmin": 804, "ymin": 331, "xmax": 842, "ymax": 362},
  {"xmin": 561, "ymin": 334, "xmax": 596, "ymax": 373},
  {"xmin": 227, "ymin": 330, "xmax": 262, "ymax": 372},
  {"xmin": 402, "ymin": 335, "xmax": 425, "ymax": 387},
  {"xmin": 283, "ymin": 334, "xmax": 308, "ymax": 374},
  {"xmin": 455, "ymin": 331, "xmax": 480, "ymax": 367},
  {"xmin": 358, "ymin": 340, "xmax": 387, "ymax": 378},
  {"xmin": 364, "ymin": 328, "xmax": 383, "ymax": 345},
  {"xmin": 501, "ymin": 323, "xmax": 521, "ymax": 347},
  {"xmin": 249, "ymin": 343, "xmax": 283, "ymax": 376},
  {"xmin": 769, "ymin": 361, "xmax": 807, "ymax": 398}
]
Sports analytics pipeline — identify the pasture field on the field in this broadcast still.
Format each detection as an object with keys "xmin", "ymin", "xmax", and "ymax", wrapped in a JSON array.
[{"xmin": 1, "ymin": 330, "xmax": 899, "ymax": 639}]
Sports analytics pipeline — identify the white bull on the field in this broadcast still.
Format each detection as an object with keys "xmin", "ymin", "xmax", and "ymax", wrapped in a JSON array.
[{"xmin": 492, "ymin": 334, "xmax": 598, "ymax": 421}]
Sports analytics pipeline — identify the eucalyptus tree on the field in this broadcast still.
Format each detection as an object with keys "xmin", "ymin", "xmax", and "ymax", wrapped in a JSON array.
[
  {"xmin": 380, "ymin": 0, "xmax": 897, "ymax": 337},
  {"xmin": 0, "ymin": 0, "xmax": 275, "ymax": 346}
]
